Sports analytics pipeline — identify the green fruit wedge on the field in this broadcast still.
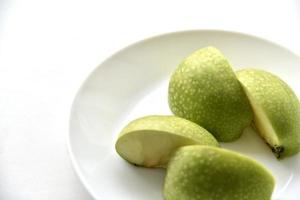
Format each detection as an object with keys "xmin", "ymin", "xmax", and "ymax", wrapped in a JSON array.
[
  {"xmin": 237, "ymin": 69, "xmax": 300, "ymax": 158},
  {"xmin": 115, "ymin": 115, "xmax": 218, "ymax": 168},
  {"xmin": 168, "ymin": 46, "xmax": 253, "ymax": 142},
  {"xmin": 164, "ymin": 146, "xmax": 275, "ymax": 200}
]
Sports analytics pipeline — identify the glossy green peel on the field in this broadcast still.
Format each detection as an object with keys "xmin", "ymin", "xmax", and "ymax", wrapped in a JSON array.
[
  {"xmin": 168, "ymin": 47, "xmax": 253, "ymax": 142},
  {"xmin": 164, "ymin": 146, "xmax": 275, "ymax": 200},
  {"xmin": 115, "ymin": 115, "xmax": 218, "ymax": 168},
  {"xmin": 237, "ymin": 69, "xmax": 300, "ymax": 158}
]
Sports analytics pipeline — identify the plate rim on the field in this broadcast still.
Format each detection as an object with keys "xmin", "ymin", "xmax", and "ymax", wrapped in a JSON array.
[{"xmin": 67, "ymin": 29, "xmax": 300, "ymax": 199}]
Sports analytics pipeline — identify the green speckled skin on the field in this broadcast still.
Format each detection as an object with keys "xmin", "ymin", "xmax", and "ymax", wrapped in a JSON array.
[
  {"xmin": 168, "ymin": 47, "xmax": 253, "ymax": 142},
  {"xmin": 116, "ymin": 115, "xmax": 218, "ymax": 167},
  {"xmin": 164, "ymin": 146, "xmax": 275, "ymax": 200},
  {"xmin": 119, "ymin": 115, "xmax": 218, "ymax": 144},
  {"xmin": 237, "ymin": 69, "xmax": 300, "ymax": 158}
]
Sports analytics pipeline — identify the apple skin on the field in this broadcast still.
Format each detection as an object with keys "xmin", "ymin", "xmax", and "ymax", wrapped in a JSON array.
[
  {"xmin": 237, "ymin": 69, "xmax": 300, "ymax": 159},
  {"xmin": 168, "ymin": 47, "xmax": 253, "ymax": 142},
  {"xmin": 164, "ymin": 146, "xmax": 275, "ymax": 200},
  {"xmin": 115, "ymin": 115, "xmax": 218, "ymax": 168}
]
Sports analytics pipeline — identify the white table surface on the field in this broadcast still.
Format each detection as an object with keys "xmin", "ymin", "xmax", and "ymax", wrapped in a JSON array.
[{"xmin": 0, "ymin": 0, "xmax": 299, "ymax": 199}]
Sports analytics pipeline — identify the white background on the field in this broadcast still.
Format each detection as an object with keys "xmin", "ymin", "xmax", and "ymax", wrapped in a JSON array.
[{"xmin": 0, "ymin": 0, "xmax": 299, "ymax": 199}]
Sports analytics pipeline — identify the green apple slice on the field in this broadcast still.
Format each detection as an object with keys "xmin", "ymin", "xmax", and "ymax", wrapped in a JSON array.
[
  {"xmin": 115, "ymin": 115, "xmax": 218, "ymax": 168},
  {"xmin": 237, "ymin": 69, "xmax": 300, "ymax": 159},
  {"xmin": 168, "ymin": 46, "xmax": 253, "ymax": 142},
  {"xmin": 164, "ymin": 146, "xmax": 275, "ymax": 200}
]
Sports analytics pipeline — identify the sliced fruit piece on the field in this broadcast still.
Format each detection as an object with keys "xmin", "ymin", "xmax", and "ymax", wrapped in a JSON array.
[
  {"xmin": 237, "ymin": 69, "xmax": 300, "ymax": 158},
  {"xmin": 168, "ymin": 46, "xmax": 253, "ymax": 142},
  {"xmin": 164, "ymin": 146, "xmax": 275, "ymax": 200},
  {"xmin": 115, "ymin": 115, "xmax": 218, "ymax": 168}
]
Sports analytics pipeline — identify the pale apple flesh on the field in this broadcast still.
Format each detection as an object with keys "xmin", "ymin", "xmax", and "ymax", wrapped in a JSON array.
[
  {"xmin": 246, "ymin": 90, "xmax": 283, "ymax": 156},
  {"xmin": 116, "ymin": 131, "xmax": 211, "ymax": 167}
]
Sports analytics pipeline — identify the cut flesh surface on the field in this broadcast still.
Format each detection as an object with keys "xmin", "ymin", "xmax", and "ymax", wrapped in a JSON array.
[{"xmin": 245, "ymin": 90, "xmax": 281, "ymax": 153}]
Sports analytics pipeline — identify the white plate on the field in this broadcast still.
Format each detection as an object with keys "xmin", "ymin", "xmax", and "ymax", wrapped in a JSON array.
[{"xmin": 68, "ymin": 30, "xmax": 300, "ymax": 200}]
